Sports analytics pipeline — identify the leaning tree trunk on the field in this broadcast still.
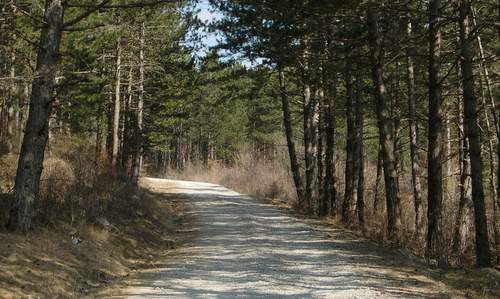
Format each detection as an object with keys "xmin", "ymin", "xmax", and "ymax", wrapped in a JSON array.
[
  {"xmin": 367, "ymin": 5, "xmax": 402, "ymax": 243},
  {"xmin": 7, "ymin": 0, "xmax": 64, "ymax": 231},
  {"xmin": 458, "ymin": 0, "xmax": 492, "ymax": 267},
  {"xmin": 278, "ymin": 66, "xmax": 305, "ymax": 204},
  {"xmin": 427, "ymin": 0, "xmax": 447, "ymax": 267}
]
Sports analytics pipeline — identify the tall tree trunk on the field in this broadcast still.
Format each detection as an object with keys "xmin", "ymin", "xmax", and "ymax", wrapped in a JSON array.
[
  {"xmin": 472, "ymin": 6, "xmax": 500, "ymax": 249},
  {"xmin": 304, "ymin": 81, "xmax": 318, "ymax": 210},
  {"xmin": 355, "ymin": 58, "xmax": 365, "ymax": 226},
  {"xmin": 278, "ymin": 67, "xmax": 305, "ymax": 203},
  {"xmin": 106, "ymin": 91, "xmax": 113, "ymax": 158},
  {"xmin": 452, "ymin": 99, "xmax": 472, "ymax": 258},
  {"xmin": 111, "ymin": 36, "xmax": 122, "ymax": 171},
  {"xmin": 7, "ymin": 0, "xmax": 64, "ymax": 231},
  {"xmin": 390, "ymin": 72, "xmax": 404, "ymax": 176},
  {"xmin": 458, "ymin": 0, "xmax": 492, "ymax": 267},
  {"xmin": 317, "ymin": 88, "xmax": 325, "ymax": 212},
  {"xmin": 406, "ymin": 9, "xmax": 424, "ymax": 241},
  {"xmin": 471, "ymin": 8, "xmax": 500, "ymax": 143},
  {"xmin": 479, "ymin": 68, "xmax": 499, "ymax": 253},
  {"xmin": 122, "ymin": 66, "xmax": 134, "ymax": 170},
  {"xmin": 343, "ymin": 62, "xmax": 358, "ymax": 223},
  {"xmin": 322, "ymin": 72, "xmax": 337, "ymax": 216},
  {"xmin": 445, "ymin": 111, "xmax": 453, "ymax": 203},
  {"xmin": 367, "ymin": 5, "xmax": 402, "ymax": 242},
  {"xmin": 132, "ymin": 21, "xmax": 145, "ymax": 185},
  {"xmin": 427, "ymin": 0, "xmax": 447, "ymax": 267}
]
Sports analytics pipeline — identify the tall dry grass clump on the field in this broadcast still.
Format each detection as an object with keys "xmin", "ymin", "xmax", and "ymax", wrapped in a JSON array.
[
  {"xmin": 0, "ymin": 135, "xmax": 150, "ymax": 228},
  {"xmin": 169, "ymin": 150, "xmax": 297, "ymax": 203}
]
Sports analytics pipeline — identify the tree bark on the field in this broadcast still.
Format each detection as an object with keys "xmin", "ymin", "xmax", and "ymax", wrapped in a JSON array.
[
  {"xmin": 458, "ymin": 0, "xmax": 492, "ymax": 267},
  {"xmin": 472, "ymin": 6, "xmax": 500, "ymax": 249},
  {"xmin": 304, "ymin": 81, "xmax": 318, "ymax": 210},
  {"xmin": 343, "ymin": 62, "xmax": 358, "ymax": 223},
  {"xmin": 132, "ymin": 21, "xmax": 145, "ymax": 185},
  {"xmin": 406, "ymin": 9, "xmax": 424, "ymax": 241},
  {"xmin": 390, "ymin": 72, "xmax": 404, "ymax": 176},
  {"xmin": 106, "ymin": 90, "xmax": 113, "ymax": 158},
  {"xmin": 122, "ymin": 66, "xmax": 134, "ymax": 170},
  {"xmin": 316, "ymin": 86, "xmax": 325, "ymax": 211},
  {"xmin": 452, "ymin": 100, "xmax": 472, "ymax": 257},
  {"xmin": 278, "ymin": 67, "xmax": 305, "ymax": 204},
  {"xmin": 479, "ymin": 67, "xmax": 499, "ymax": 253},
  {"xmin": 355, "ymin": 59, "xmax": 365, "ymax": 226},
  {"xmin": 427, "ymin": 0, "xmax": 447, "ymax": 267},
  {"xmin": 7, "ymin": 0, "xmax": 64, "ymax": 231},
  {"xmin": 317, "ymin": 88, "xmax": 325, "ymax": 212},
  {"xmin": 111, "ymin": 36, "xmax": 122, "ymax": 171},
  {"xmin": 322, "ymin": 72, "xmax": 337, "ymax": 216},
  {"xmin": 367, "ymin": 5, "xmax": 402, "ymax": 242}
]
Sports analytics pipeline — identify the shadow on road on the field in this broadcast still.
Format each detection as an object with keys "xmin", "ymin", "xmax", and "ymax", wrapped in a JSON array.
[{"xmin": 109, "ymin": 178, "xmax": 451, "ymax": 299}]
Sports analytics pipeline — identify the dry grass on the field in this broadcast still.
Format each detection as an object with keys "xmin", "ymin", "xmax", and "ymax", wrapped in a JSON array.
[
  {"xmin": 0, "ymin": 137, "xmax": 187, "ymax": 298},
  {"xmin": 0, "ymin": 187, "xmax": 186, "ymax": 298},
  {"xmin": 169, "ymin": 151, "xmax": 297, "ymax": 203}
]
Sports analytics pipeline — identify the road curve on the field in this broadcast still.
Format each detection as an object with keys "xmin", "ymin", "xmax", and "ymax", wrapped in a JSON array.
[{"xmin": 113, "ymin": 178, "xmax": 452, "ymax": 299}]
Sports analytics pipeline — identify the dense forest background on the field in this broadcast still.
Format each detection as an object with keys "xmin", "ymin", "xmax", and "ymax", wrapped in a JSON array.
[{"xmin": 0, "ymin": 0, "xmax": 499, "ymax": 270}]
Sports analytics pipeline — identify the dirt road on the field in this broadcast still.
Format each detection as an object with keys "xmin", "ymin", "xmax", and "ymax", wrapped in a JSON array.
[{"xmin": 112, "ymin": 178, "xmax": 452, "ymax": 298}]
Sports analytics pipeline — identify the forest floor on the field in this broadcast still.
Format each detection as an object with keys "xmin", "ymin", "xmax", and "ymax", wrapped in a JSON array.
[
  {"xmin": 98, "ymin": 178, "xmax": 500, "ymax": 299},
  {"xmin": 0, "ymin": 180, "xmax": 189, "ymax": 298}
]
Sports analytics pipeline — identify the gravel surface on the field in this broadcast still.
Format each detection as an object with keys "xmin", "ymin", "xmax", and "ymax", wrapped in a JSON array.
[{"xmin": 114, "ymin": 178, "xmax": 453, "ymax": 299}]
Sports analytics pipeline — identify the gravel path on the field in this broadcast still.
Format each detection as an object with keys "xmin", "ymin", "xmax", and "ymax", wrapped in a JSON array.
[{"xmin": 114, "ymin": 178, "xmax": 453, "ymax": 299}]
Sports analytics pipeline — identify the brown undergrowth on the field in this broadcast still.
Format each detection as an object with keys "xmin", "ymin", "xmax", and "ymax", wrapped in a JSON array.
[{"xmin": 0, "ymin": 137, "xmax": 187, "ymax": 298}]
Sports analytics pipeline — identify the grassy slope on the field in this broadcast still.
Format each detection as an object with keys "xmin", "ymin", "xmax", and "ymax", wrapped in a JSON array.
[{"xmin": 0, "ymin": 186, "xmax": 187, "ymax": 298}]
